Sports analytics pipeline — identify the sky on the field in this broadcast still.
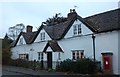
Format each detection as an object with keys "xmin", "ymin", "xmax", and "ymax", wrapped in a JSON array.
[{"xmin": 0, "ymin": 0, "xmax": 119, "ymax": 38}]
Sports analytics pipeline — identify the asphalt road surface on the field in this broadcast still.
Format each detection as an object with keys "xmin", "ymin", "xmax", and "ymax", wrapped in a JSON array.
[
  {"xmin": 2, "ymin": 70, "xmax": 36, "ymax": 77},
  {"xmin": 2, "ymin": 66, "xmax": 64, "ymax": 77},
  {"xmin": 2, "ymin": 70, "xmax": 24, "ymax": 75}
]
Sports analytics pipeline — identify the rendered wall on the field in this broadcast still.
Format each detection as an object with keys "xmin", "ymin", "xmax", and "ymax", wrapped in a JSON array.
[
  {"xmin": 59, "ymin": 31, "xmax": 119, "ymax": 74},
  {"xmin": 95, "ymin": 31, "xmax": 118, "ymax": 74},
  {"xmin": 11, "ymin": 31, "xmax": 119, "ymax": 74},
  {"xmin": 11, "ymin": 41, "xmax": 48, "ymax": 61},
  {"xmin": 64, "ymin": 19, "xmax": 93, "ymax": 39},
  {"xmin": 118, "ymin": 30, "xmax": 120, "ymax": 74}
]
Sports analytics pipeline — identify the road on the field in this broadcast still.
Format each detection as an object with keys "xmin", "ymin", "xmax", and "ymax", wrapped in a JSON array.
[
  {"xmin": 2, "ymin": 70, "xmax": 24, "ymax": 75},
  {"xmin": 2, "ymin": 65, "xmax": 64, "ymax": 77},
  {"xmin": 2, "ymin": 70, "xmax": 34, "ymax": 77},
  {"xmin": 2, "ymin": 66, "xmax": 119, "ymax": 77}
]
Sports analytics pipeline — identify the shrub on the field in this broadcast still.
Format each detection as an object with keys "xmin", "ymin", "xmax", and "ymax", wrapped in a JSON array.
[
  {"xmin": 56, "ymin": 59, "xmax": 74, "ymax": 72},
  {"xmin": 56, "ymin": 58, "xmax": 98, "ymax": 74},
  {"xmin": 73, "ymin": 58, "xmax": 98, "ymax": 74},
  {"xmin": 9, "ymin": 59, "xmax": 41, "ymax": 70}
]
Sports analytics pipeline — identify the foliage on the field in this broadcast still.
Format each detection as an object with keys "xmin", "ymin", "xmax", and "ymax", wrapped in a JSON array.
[
  {"xmin": 9, "ymin": 59, "xmax": 41, "ymax": 70},
  {"xmin": 74, "ymin": 58, "xmax": 98, "ymax": 74},
  {"xmin": 56, "ymin": 58, "xmax": 98, "ymax": 74},
  {"xmin": 2, "ymin": 35, "xmax": 13, "ymax": 65},
  {"xmin": 43, "ymin": 13, "xmax": 67, "ymax": 26},
  {"xmin": 8, "ymin": 23, "xmax": 25, "ymax": 40},
  {"xmin": 56, "ymin": 59, "xmax": 74, "ymax": 72}
]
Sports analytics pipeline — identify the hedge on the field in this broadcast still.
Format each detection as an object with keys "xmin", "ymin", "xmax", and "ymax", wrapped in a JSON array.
[
  {"xmin": 56, "ymin": 58, "xmax": 99, "ymax": 74},
  {"xmin": 8, "ymin": 59, "xmax": 41, "ymax": 70}
]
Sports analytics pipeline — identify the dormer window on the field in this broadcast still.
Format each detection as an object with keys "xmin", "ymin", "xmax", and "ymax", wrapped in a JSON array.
[
  {"xmin": 40, "ymin": 32, "xmax": 45, "ymax": 41},
  {"xmin": 73, "ymin": 24, "xmax": 82, "ymax": 36},
  {"xmin": 73, "ymin": 25, "xmax": 77, "ymax": 35},
  {"xmin": 19, "ymin": 38, "xmax": 23, "ymax": 45}
]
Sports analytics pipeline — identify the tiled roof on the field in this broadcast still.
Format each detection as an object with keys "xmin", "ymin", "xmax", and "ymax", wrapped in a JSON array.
[
  {"xmin": 44, "ymin": 8, "xmax": 120, "ymax": 40},
  {"xmin": 43, "ymin": 12, "xmax": 78, "ymax": 40},
  {"xmin": 84, "ymin": 8, "xmax": 120, "ymax": 33},
  {"xmin": 22, "ymin": 31, "xmax": 37, "ymax": 44},
  {"xmin": 11, "ymin": 32, "xmax": 37, "ymax": 47},
  {"xmin": 43, "ymin": 20, "xmax": 73, "ymax": 40},
  {"xmin": 11, "ymin": 25, "xmax": 44, "ymax": 47},
  {"xmin": 43, "ymin": 40, "xmax": 63, "ymax": 52},
  {"xmin": 11, "ymin": 8, "xmax": 120, "ymax": 47},
  {"xmin": 43, "ymin": 12, "xmax": 96, "ymax": 40}
]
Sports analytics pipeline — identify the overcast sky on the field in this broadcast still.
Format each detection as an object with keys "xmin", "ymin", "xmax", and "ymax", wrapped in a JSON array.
[{"xmin": 0, "ymin": 0, "xmax": 119, "ymax": 38}]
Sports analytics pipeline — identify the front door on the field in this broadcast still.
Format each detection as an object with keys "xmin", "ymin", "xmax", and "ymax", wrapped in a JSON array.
[{"xmin": 47, "ymin": 52, "xmax": 52, "ymax": 69}]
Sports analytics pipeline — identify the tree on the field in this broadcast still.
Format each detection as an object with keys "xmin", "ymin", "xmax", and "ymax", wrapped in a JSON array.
[
  {"xmin": 2, "ymin": 34, "xmax": 13, "ymax": 65},
  {"xmin": 8, "ymin": 23, "xmax": 25, "ymax": 40},
  {"xmin": 43, "ymin": 13, "xmax": 67, "ymax": 26}
]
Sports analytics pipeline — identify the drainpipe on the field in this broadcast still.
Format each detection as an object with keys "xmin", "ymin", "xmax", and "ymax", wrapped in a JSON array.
[{"xmin": 92, "ymin": 34, "xmax": 96, "ymax": 63}]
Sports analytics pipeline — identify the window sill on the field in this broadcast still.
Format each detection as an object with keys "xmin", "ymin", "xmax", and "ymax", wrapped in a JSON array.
[
  {"xmin": 40, "ymin": 40, "xmax": 46, "ymax": 42},
  {"xmin": 73, "ymin": 34, "xmax": 82, "ymax": 37}
]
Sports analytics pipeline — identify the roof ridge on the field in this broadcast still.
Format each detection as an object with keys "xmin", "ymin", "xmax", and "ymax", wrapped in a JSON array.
[{"xmin": 84, "ymin": 8, "xmax": 119, "ymax": 19}]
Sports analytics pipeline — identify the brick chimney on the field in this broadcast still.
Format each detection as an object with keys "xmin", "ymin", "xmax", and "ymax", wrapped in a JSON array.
[
  {"xmin": 26, "ymin": 25, "xmax": 33, "ymax": 32},
  {"xmin": 67, "ymin": 9, "xmax": 77, "ymax": 20}
]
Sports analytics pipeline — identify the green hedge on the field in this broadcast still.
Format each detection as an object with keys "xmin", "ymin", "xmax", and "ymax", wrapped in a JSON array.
[
  {"xmin": 56, "ymin": 58, "xmax": 98, "ymax": 74},
  {"xmin": 9, "ymin": 59, "xmax": 41, "ymax": 70}
]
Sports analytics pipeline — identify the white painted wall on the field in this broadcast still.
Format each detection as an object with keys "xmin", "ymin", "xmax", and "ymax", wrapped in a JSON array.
[
  {"xmin": 34, "ymin": 29, "xmax": 51, "ymax": 42},
  {"xmin": 59, "ymin": 35, "xmax": 93, "ymax": 61},
  {"xmin": 16, "ymin": 35, "xmax": 26, "ymax": 45},
  {"xmin": 95, "ymin": 31, "xmax": 118, "ymax": 74},
  {"xmin": 11, "ymin": 41, "xmax": 48, "ymax": 61},
  {"xmin": 58, "ymin": 31, "xmax": 119, "ymax": 74},
  {"xmin": 64, "ymin": 19, "xmax": 93, "ymax": 39},
  {"xmin": 11, "ymin": 28, "xmax": 119, "ymax": 74},
  {"xmin": 29, "ymin": 42, "xmax": 48, "ymax": 61},
  {"xmin": 81, "ymin": 23, "xmax": 93, "ymax": 35},
  {"xmin": 118, "ymin": 30, "xmax": 120, "ymax": 74}
]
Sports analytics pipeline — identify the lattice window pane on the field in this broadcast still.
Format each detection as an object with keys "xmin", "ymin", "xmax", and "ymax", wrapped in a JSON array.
[{"xmin": 78, "ymin": 24, "xmax": 81, "ymax": 34}]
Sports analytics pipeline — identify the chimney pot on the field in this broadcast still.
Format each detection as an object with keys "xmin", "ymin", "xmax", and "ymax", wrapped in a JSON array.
[
  {"xmin": 70, "ymin": 9, "xmax": 72, "ymax": 13},
  {"xmin": 67, "ymin": 9, "xmax": 77, "ymax": 20},
  {"xmin": 26, "ymin": 25, "xmax": 33, "ymax": 32},
  {"xmin": 73, "ymin": 9, "xmax": 75, "ymax": 12}
]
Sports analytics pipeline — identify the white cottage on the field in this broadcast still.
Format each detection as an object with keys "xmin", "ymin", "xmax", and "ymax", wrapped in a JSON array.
[{"xmin": 11, "ymin": 8, "xmax": 120, "ymax": 74}]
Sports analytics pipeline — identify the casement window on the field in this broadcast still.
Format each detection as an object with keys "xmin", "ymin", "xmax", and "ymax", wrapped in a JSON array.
[
  {"xmin": 40, "ymin": 32, "xmax": 45, "ymax": 41},
  {"xmin": 73, "ymin": 25, "xmax": 77, "ymax": 35},
  {"xmin": 72, "ymin": 50, "xmax": 84, "ymax": 60},
  {"xmin": 78, "ymin": 24, "xmax": 82, "ymax": 34},
  {"xmin": 19, "ymin": 54, "xmax": 29, "ymax": 60},
  {"xmin": 38, "ymin": 52, "xmax": 43, "ymax": 61},
  {"xmin": 19, "ymin": 38, "xmax": 23, "ymax": 45},
  {"xmin": 73, "ymin": 24, "xmax": 82, "ymax": 36}
]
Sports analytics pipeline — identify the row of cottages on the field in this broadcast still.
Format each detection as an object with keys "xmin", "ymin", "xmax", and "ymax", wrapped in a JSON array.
[{"xmin": 11, "ymin": 8, "xmax": 120, "ymax": 74}]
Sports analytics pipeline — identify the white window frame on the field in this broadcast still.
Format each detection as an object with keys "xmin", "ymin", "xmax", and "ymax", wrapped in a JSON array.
[
  {"xmin": 72, "ymin": 50, "xmax": 84, "ymax": 60},
  {"xmin": 19, "ymin": 38, "xmax": 23, "ymax": 45},
  {"xmin": 38, "ymin": 52, "xmax": 43, "ymax": 61},
  {"xmin": 73, "ymin": 23, "xmax": 82, "ymax": 36},
  {"xmin": 19, "ymin": 54, "xmax": 29, "ymax": 60},
  {"xmin": 40, "ymin": 32, "xmax": 45, "ymax": 41}
]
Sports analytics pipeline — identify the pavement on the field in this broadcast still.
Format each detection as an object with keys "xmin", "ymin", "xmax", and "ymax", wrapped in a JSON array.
[
  {"xmin": 2, "ymin": 65, "xmax": 64, "ymax": 76},
  {"xmin": 2, "ymin": 70, "xmax": 24, "ymax": 75},
  {"xmin": 2, "ymin": 66, "xmax": 120, "ymax": 77}
]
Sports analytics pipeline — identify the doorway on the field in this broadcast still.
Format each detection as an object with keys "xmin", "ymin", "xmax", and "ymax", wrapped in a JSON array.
[{"xmin": 47, "ymin": 52, "xmax": 52, "ymax": 69}]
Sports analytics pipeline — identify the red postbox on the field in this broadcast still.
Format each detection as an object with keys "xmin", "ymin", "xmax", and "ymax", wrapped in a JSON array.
[{"xmin": 101, "ymin": 52, "xmax": 113, "ymax": 74}]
